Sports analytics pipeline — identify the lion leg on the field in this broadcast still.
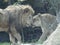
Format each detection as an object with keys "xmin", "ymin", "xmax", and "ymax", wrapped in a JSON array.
[
  {"xmin": 10, "ymin": 25, "xmax": 21, "ymax": 45},
  {"xmin": 37, "ymin": 31, "xmax": 48, "ymax": 44},
  {"xmin": 13, "ymin": 33, "xmax": 21, "ymax": 45},
  {"xmin": 9, "ymin": 33, "xmax": 17, "ymax": 45}
]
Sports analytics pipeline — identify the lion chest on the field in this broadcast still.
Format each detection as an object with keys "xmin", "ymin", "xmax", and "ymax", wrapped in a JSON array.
[{"xmin": 0, "ymin": 14, "xmax": 9, "ymax": 28}]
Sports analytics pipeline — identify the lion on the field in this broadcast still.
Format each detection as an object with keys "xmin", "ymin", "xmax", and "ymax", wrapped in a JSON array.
[
  {"xmin": 0, "ymin": 5, "xmax": 34, "ymax": 45},
  {"xmin": 33, "ymin": 13, "xmax": 58, "ymax": 43}
]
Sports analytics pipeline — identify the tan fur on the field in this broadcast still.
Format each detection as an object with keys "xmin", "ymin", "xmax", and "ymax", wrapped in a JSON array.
[
  {"xmin": 33, "ymin": 13, "xmax": 58, "ymax": 43},
  {"xmin": 0, "ymin": 5, "xmax": 34, "ymax": 45},
  {"xmin": 43, "ymin": 24, "xmax": 60, "ymax": 45}
]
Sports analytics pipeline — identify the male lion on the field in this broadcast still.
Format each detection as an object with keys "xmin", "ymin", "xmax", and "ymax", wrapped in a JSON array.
[
  {"xmin": 0, "ymin": 5, "xmax": 34, "ymax": 45},
  {"xmin": 33, "ymin": 13, "xmax": 58, "ymax": 43}
]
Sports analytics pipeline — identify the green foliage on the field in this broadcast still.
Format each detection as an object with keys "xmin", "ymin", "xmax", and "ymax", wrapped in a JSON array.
[
  {"xmin": 0, "ymin": 42, "xmax": 10, "ymax": 45},
  {"xmin": 3, "ymin": 0, "xmax": 8, "ymax": 2},
  {"xmin": 44, "ymin": 0, "xmax": 60, "ymax": 11},
  {"xmin": 13, "ymin": 1, "xmax": 22, "ymax": 5}
]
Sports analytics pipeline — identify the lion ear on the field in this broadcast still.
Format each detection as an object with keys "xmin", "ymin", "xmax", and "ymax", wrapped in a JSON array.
[
  {"xmin": 37, "ymin": 13, "xmax": 41, "ymax": 17},
  {"xmin": 24, "ymin": 8, "xmax": 29, "ymax": 13}
]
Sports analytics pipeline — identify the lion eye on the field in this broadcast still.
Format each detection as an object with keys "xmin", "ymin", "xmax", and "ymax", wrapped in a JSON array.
[{"xmin": 24, "ymin": 8, "xmax": 29, "ymax": 13}]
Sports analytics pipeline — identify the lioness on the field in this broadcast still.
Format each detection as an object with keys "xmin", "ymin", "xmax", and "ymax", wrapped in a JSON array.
[{"xmin": 33, "ymin": 13, "xmax": 58, "ymax": 43}]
